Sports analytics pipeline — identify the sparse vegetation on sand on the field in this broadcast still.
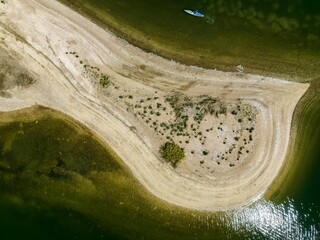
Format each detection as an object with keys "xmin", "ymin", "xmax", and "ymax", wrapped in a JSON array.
[
  {"xmin": 66, "ymin": 51, "xmax": 110, "ymax": 88},
  {"xmin": 115, "ymin": 90, "xmax": 258, "ymax": 173},
  {"xmin": 63, "ymin": 51, "xmax": 258, "ymax": 173}
]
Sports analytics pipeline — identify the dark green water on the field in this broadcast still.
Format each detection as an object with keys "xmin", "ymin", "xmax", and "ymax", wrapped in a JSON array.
[
  {"xmin": 0, "ymin": 101, "xmax": 319, "ymax": 239},
  {"xmin": 0, "ymin": 107, "xmax": 259, "ymax": 240},
  {"xmin": 1, "ymin": 0, "xmax": 320, "ymax": 239},
  {"xmin": 59, "ymin": 0, "xmax": 320, "ymax": 81}
]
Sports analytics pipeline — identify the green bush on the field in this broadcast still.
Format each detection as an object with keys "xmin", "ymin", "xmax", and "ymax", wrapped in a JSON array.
[
  {"xmin": 99, "ymin": 75, "xmax": 109, "ymax": 87},
  {"xmin": 160, "ymin": 141, "xmax": 185, "ymax": 168}
]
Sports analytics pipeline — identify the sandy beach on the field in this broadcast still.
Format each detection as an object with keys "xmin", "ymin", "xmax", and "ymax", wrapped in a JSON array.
[{"xmin": 0, "ymin": 0, "xmax": 309, "ymax": 211}]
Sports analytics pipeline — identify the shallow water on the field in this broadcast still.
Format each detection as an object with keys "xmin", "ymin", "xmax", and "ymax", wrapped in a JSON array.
[
  {"xmin": 59, "ymin": 0, "xmax": 320, "ymax": 80},
  {"xmin": 1, "ymin": 0, "xmax": 320, "ymax": 239},
  {"xmin": 0, "ymin": 104, "xmax": 319, "ymax": 239}
]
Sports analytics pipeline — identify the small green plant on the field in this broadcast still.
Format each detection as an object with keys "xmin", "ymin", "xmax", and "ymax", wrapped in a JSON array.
[
  {"xmin": 160, "ymin": 141, "xmax": 185, "ymax": 168},
  {"xmin": 99, "ymin": 75, "xmax": 109, "ymax": 87}
]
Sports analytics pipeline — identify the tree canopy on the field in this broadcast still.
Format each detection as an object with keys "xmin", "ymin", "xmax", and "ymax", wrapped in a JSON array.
[{"xmin": 160, "ymin": 141, "xmax": 185, "ymax": 168}]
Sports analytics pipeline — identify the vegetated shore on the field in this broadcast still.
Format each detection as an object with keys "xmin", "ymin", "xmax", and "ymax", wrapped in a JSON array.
[{"xmin": 0, "ymin": 0, "xmax": 309, "ymax": 211}]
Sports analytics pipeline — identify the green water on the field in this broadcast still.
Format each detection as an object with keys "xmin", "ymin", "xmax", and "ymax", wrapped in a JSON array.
[
  {"xmin": 0, "ymin": 101, "xmax": 319, "ymax": 239},
  {"xmin": 267, "ymin": 82, "xmax": 320, "ymax": 204},
  {"xmin": 0, "ymin": 107, "xmax": 239, "ymax": 240},
  {"xmin": 1, "ymin": 0, "xmax": 320, "ymax": 239},
  {"xmin": 59, "ymin": 0, "xmax": 320, "ymax": 81}
]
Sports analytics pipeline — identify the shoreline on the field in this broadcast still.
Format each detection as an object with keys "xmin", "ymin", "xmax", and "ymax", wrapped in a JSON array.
[
  {"xmin": 264, "ymin": 82, "xmax": 320, "ymax": 201},
  {"xmin": 0, "ymin": 0, "xmax": 309, "ymax": 211},
  {"xmin": 58, "ymin": 0, "xmax": 320, "ymax": 82}
]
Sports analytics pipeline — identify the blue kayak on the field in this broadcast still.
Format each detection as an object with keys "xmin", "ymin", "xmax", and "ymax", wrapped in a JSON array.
[{"xmin": 184, "ymin": 9, "xmax": 204, "ymax": 17}]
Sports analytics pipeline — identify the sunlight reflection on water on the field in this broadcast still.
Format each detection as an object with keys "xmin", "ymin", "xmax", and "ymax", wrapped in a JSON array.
[{"xmin": 224, "ymin": 198, "xmax": 319, "ymax": 239}]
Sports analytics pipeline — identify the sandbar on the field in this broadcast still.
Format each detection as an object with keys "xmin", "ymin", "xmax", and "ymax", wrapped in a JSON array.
[{"xmin": 0, "ymin": 0, "xmax": 309, "ymax": 211}]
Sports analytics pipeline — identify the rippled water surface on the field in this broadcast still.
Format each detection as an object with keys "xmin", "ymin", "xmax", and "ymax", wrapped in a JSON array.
[{"xmin": 227, "ymin": 199, "xmax": 319, "ymax": 239}]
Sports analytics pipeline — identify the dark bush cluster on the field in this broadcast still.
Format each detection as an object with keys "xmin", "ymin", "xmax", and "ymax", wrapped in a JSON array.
[{"xmin": 160, "ymin": 141, "xmax": 185, "ymax": 168}]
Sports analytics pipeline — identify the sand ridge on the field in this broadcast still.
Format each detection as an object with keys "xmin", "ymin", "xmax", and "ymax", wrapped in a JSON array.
[{"xmin": 0, "ymin": 0, "xmax": 309, "ymax": 211}]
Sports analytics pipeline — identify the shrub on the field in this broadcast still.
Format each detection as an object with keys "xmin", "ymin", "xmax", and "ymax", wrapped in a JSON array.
[
  {"xmin": 160, "ymin": 141, "xmax": 185, "ymax": 168},
  {"xmin": 99, "ymin": 75, "xmax": 109, "ymax": 87},
  {"xmin": 231, "ymin": 110, "xmax": 237, "ymax": 115}
]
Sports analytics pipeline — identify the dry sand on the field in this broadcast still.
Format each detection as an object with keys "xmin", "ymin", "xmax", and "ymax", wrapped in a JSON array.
[{"xmin": 0, "ymin": 0, "xmax": 309, "ymax": 211}]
